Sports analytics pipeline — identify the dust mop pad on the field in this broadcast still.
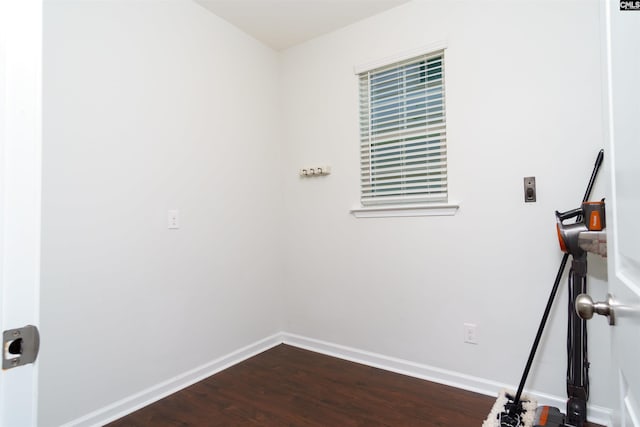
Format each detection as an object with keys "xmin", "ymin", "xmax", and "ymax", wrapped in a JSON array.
[{"xmin": 482, "ymin": 389, "xmax": 537, "ymax": 427}]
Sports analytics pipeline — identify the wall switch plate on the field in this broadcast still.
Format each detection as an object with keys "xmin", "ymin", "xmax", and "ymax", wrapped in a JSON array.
[
  {"xmin": 464, "ymin": 323, "xmax": 478, "ymax": 344},
  {"xmin": 168, "ymin": 210, "xmax": 179, "ymax": 229},
  {"xmin": 524, "ymin": 176, "xmax": 536, "ymax": 203}
]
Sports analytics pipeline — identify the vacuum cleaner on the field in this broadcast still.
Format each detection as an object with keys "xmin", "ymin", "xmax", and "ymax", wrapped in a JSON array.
[
  {"xmin": 547, "ymin": 197, "xmax": 606, "ymax": 427},
  {"xmin": 484, "ymin": 149, "xmax": 605, "ymax": 427}
]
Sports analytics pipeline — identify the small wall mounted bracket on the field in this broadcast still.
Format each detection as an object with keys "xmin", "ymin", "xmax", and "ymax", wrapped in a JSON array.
[{"xmin": 524, "ymin": 176, "xmax": 536, "ymax": 202}]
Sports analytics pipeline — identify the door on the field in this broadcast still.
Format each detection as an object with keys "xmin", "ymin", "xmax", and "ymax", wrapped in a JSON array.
[
  {"xmin": 0, "ymin": 0, "xmax": 42, "ymax": 426},
  {"xmin": 602, "ymin": 0, "xmax": 640, "ymax": 425}
]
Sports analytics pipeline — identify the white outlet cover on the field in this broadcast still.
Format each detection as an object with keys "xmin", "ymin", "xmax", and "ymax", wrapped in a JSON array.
[
  {"xmin": 168, "ymin": 210, "xmax": 179, "ymax": 229},
  {"xmin": 463, "ymin": 323, "xmax": 478, "ymax": 345}
]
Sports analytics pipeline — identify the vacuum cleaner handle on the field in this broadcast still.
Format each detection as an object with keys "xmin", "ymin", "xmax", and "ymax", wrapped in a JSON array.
[
  {"xmin": 556, "ymin": 208, "xmax": 583, "ymax": 222},
  {"xmin": 582, "ymin": 149, "xmax": 604, "ymax": 204}
]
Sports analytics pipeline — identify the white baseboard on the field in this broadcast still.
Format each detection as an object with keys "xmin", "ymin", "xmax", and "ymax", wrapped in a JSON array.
[
  {"xmin": 60, "ymin": 331, "xmax": 612, "ymax": 427},
  {"xmin": 281, "ymin": 332, "xmax": 613, "ymax": 427},
  {"xmin": 61, "ymin": 333, "xmax": 283, "ymax": 427}
]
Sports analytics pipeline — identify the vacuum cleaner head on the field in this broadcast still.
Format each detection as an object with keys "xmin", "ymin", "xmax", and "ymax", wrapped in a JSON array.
[
  {"xmin": 533, "ymin": 405, "xmax": 566, "ymax": 426},
  {"xmin": 483, "ymin": 390, "xmax": 537, "ymax": 427}
]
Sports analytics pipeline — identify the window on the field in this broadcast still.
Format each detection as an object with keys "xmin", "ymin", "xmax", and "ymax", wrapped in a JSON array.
[{"xmin": 358, "ymin": 49, "xmax": 447, "ymax": 207}]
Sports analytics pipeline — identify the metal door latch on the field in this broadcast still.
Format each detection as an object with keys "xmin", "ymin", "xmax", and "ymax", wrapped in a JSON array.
[{"xmin": 3, "ymin": 325, "xmax": 40, "ymax": 370}]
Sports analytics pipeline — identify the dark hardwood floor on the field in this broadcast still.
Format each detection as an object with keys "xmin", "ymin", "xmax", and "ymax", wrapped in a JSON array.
[{"xmin": 107, "ymin": 344, "xmax": 603, "ymax": 426}]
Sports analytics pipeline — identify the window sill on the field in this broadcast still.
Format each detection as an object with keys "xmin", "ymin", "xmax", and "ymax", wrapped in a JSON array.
[{"xmin": 350, "ymin": 202, "xmax": 460, "ymax": 218}]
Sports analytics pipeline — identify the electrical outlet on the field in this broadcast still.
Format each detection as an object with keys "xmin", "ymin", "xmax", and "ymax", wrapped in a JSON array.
[
  {"xmin": 168, "ymin": 210, "xmax": 179, "ymax": 229},
  {"xmin": 464, "ymin": 323, "xmax": 478, "ymax": 345}
]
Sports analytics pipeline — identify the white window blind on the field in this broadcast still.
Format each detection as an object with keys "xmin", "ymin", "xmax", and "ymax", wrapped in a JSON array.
[{"xmin": 358, "ymin": 50, "xmax": 447, "ymax": 206}]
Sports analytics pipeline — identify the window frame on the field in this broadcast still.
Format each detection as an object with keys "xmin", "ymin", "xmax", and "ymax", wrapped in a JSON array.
[{"xmin": 351, "ymin": 43, "xmax": 459, "ymax": 218}]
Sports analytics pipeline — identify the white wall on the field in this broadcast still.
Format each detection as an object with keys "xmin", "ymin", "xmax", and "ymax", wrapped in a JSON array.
[
  {"xmin": 40, "ymin": 0, "xmax": 614, "ymax": 425},
  {"xmin": 280, "ymin": 0, "xmax": 612, "ymax": 414},
  {"xmin": 40, "ymin": 1, "xmax": 283, "ymax": 425}
]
